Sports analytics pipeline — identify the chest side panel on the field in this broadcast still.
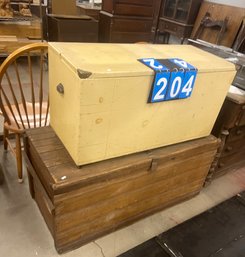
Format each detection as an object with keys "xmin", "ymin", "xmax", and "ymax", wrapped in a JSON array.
[
  {"xmin": 49, "ymin": 48, "xmax": 80, "ymax": 162},
  {"xmin": 75, "ymin": 70, "xmax": 234, "ymax": 165},
  {"xmin": 53, "ymin": 136, "xmax": 218, "ymax": 252}
]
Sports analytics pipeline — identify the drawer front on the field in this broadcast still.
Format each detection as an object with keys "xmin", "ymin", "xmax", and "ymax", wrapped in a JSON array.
[
  {"xmin": 111, "ymin": 31, "xmax": 151, "ymax": 43},
  {"xmin": 112, "ymin": 18, "xmax": 152, "ymax": 32},
  {"xmin": 113, "ymin": 4, "xmax": 153, "ymax": 16},
  {"xmin": 221, "ymin": 138, "xmax": 245, "ymax": 157},
  {"xmin": 217, "ymin": 149, "xmax": 245, "ymax": 172},
  {"xmin": 109, "ymin": 18, "xmax": 152, "ymax": 43},
  {"xmin": 158, "ymin": 20, "xmax": 192, "ymax": 38},
  {"xmin": 159, "ymin": 20, "xmax": 179, "ymax": 34},
  {"xmin": 226, "ymin": 126, "xmax": 245, "ymax": 144},
  {"xmin": 103, "ymin": 0, "xmax": 154, "ymax": 16},
  {"xmin": 99, "ymin": 12, "xmax": 153, "ymax": 42}
]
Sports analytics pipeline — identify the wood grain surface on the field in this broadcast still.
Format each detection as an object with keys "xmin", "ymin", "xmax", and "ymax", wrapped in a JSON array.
[
  {"xmin": 25, "ymin": 126, "xmax": 219, "ymax": 253},
  {"xmin": 191, "ymin": 2, "xmax": 245, "ymax": 47}
]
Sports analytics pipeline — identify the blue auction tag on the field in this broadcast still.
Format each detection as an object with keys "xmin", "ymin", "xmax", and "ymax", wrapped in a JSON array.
[
  {"xmin": 139, "ymin": 58, "xmax": 171, "ymax": 103},
  {"xmin": 138, "ymin": 57, "xmax": 198, "ymax": 103}
]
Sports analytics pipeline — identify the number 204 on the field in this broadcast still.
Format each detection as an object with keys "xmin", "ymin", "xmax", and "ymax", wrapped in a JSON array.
[{"xmin": 150, "ymin": 71, "xmax": 197, "ymax": 103}]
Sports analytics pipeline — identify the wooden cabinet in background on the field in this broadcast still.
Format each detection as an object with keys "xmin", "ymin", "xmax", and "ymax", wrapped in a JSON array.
[
  {"xmin": 99, "ymin": 0, "xmax": 161, "ymax": 43},
  {"xmin": 156, "ymin": 0, "xmax": 203, "ymax": 43},
  {"xmin": 188, "ymin": 39, "xmax": 245, "ymax": 181},
  {"xmin": 47, "ymin": 14, "xmax": 98, "ymax": 42},
  {"xmin": 99, "ymin": 11, "xmax": 153, "ymax": 43},
  {"xmin": 211, "ymin": 93, "xmax": 245, "ymax": 179}
]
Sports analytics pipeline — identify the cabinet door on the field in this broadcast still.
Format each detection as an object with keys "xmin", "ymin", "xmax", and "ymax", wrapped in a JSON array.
[
  {"xmin": 161, "ymin": 0, "xmax": 202, "ymax": 25},
  {"xmin": 175, "ymin": 0, "xmax": 191, "ymax": 22},
  {"xmin": 163, "ymin": 0, "xmax": 177, "ymax": 19}
]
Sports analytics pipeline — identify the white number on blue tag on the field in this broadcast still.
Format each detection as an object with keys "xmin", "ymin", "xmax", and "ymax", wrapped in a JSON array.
[
  {"xmin": 138, "ymin": 57, "xmax": 198, "ymax": 103},
  {"xmin": 179, "ymin": 70, "xmax": 197, "ymax": 99},
  {"xmin": 169, "ymin": 58, "xmax": 196, "ymax": 70},
  {"xmin": 165, "ymin": 71, "xmax": 185, "ymax": 100},
  {"xmin": 150, "ymin": 72, "xmax": 171, "ymax": 103},
  {"xmin": 169, "ymin": 58, "xmax": 197, "ymax": 99}
]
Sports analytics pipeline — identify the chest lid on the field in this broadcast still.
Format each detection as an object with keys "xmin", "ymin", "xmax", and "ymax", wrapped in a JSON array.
[
  {"xmin": 48, "ymin": 43, "xmax": 235, "ymax": 79},
  {"xmin": 25, "ymin": 126, "xmax": 219, "ymax": 198}
]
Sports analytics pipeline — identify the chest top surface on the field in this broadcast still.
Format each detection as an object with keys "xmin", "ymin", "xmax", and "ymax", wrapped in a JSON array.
[
  {"xmin": 25, "ymin": 126, "xmax": 219, "ymax": 195},
  {"xmin": 48, "ymin": 43, "xmax": 235, "ymax": 79}
]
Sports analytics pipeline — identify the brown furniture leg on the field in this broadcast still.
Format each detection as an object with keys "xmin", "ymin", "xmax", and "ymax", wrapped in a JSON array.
[{"xmin": 15, "ymin": 133, "xmax": 23, "ymax": 183}]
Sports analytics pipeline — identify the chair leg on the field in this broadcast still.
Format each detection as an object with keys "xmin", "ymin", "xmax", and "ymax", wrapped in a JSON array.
[
  {"xmin": 3, "ymin": 127, "xmax": 9, "ymax": 150},
  {"xmin": 15, "ymin": 134, "xmax": 23, "ymax": 183}
]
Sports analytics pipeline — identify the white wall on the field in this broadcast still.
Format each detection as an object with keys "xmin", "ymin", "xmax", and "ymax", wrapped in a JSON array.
[{"xmin": 206, "ymin": 0, "xmax": 245, "ymax": 8}]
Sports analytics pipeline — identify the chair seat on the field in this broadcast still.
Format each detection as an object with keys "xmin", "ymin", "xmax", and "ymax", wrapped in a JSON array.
[{"xmin": 4, "ymin": 101, "xmax": 49, "ymax": 131}]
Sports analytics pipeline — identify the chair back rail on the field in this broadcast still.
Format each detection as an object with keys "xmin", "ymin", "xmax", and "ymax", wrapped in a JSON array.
[{"xmin": 0, "ymin": 43, "xmax": 49, "ymax": 131}]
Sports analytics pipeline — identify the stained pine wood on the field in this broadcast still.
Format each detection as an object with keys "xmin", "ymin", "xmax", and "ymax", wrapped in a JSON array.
[
  {"xmin": 0, "ymin": 37, "xmax": 42, "ymax": 56},
  {"xmin": 54, "ymin": 153, "xmax": 215, "ymax": 215},
  {"xmin": 0, "ymin": 17, "xmax": 41, "ymax": 39},
  {"xmin": 25, "ymin": 126, "xmax": 219, "ymax": 253}
]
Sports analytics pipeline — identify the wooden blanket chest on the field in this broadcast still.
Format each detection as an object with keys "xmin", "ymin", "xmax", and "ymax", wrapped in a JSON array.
[
  {"xmin": 48, "ymin": 43, "xmax": 235, "ymax": 166},
  {"xmin": 24, "ymin": 126, "xmax": 219, "ymax": 253}
]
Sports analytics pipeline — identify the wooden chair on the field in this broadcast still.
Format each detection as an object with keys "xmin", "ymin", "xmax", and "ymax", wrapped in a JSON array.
[
  {"xmin": 193, "ymin": 12, "xmax": 229, "ymax": 45},
  {"xmin": 0, "ymin": 42, "xmax": 49, "ymax": 183},
  {"xmin": 232, "ymin": 17, "xmax": 245, "ymax": 53}
]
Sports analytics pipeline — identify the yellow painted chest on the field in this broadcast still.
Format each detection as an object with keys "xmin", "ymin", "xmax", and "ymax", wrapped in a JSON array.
[{"xmin": 48, "ymin": 43, "xmax": 235, "ymax": 166}]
